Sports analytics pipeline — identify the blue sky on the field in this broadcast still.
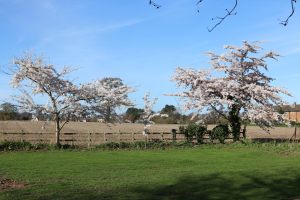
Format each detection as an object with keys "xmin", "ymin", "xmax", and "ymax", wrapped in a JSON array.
[{"xmin": 0, "ymin": 0, "xmax": 299, "ymax": 111}]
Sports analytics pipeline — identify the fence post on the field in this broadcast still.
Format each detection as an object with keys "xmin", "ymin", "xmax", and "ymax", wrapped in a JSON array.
[
  {"xmin": 39, "ymin": 132, "xmax": 43, "ymax": 143},
  {"xmin": 119, "ymin": 130, "xmax": 121, "ymax": 144},
  {"xmin": 242, "ymin": 124, "xmax": 247, "ymax": 139},
  {"xmin": 131, "ymin": 132, "xmax": 135, "ymax": 143},
  {"xmin": 161, "ymin": 132, "xmax": 164, "ymax": 141},
  {"xmin": 72, "ymin": 133, "xmax": 76, "ymax": 146},
  {"xmin": 21, "ymin": 130, "xmax": 24, "ymax": 142},
  {"xmin": 171, "ymin": 129, "xmax": 177, "ymax": 143},
  {"xmin": 88, "ymin": 132, "xmax": 92, "ymax": 148}
]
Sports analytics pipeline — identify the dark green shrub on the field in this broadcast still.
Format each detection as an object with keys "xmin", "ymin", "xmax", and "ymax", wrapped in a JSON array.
[
  {"xmin": 119, "ymin": 142, "xmax": 131, "ymax": 149},
  {"xmin": 32, "ymin": 143, "xmax": 52, "ymax": 150},
  {"xmin": 210, "ymin": 124, "xmax": 229, "ymax": 143},
  {"xmin": 179, "ymin": 123, "xmax": 207, "ymax": 143},
  {"xmin": 58, "ymin": 144, "xmax": 77, "ymax": 149},
  {"xmin": 104, "ymin": 142, "xmax": 120, "ymax": 149},
  {"xmin": 94, "ymin": 140, "xmax": 172, "ymax": 150},
  {"xmin": 194, "ymin": 126, "xmax": 207, "ymax": 144},
  {"xmin": 132, "ymin": 141, "xmax": 147, "ymax": 149},
  {"xmin": 0, "ymin": 141, "xmax": 80, "ymax": 151},
  {"xmin": 95, "ymin": 142, "xmax": 120, "ymax": 150},
  {"xmin": 291, "ymin": 121, "xmax": 300, "ymax": 127},
  {"xmin": 171, "ymin": 129, "xmax": 177, "ymax": 143},
  {"xmin": 0, "ymin": 141, "xmax": 33, "ymax": 151},
  {"xmin": 179, "ymin": 125, "xmax": 186, "ymax": 135},
  {"xmin": 179, "ymin": 125, "xmax": 191, "ymax": 142}
]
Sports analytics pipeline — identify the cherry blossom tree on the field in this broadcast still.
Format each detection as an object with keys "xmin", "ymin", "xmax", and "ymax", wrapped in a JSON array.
[
  {"xmin": 170, "ymin": 41, "xmax": 291, "ymax": 141},
  {"xmin": 10, "ymin": 54, "xmax": 87, "ymax": 146},
  {"xmin": 142, "ymin": 93, "xmax": 167, "ymax": 136},
  {"xmin": 82, "ymin": 77, "xmax": 134, "ymax": 122}
]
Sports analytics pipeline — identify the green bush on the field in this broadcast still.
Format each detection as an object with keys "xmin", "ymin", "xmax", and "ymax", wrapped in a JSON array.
[
  {"xmin": 0, "ymin": 141, "xmax": 74, "ymax": 151},
  {"xmin": 194, "ymin": 126, "xmax": 207, "ymax": 144},
  {"xmin": 179, "ymin": 123, "xmax": 207, "ymax": 143},
  {"xmin": 95, "ymin": 142, "xmax": 120, "ymax": 150},
  {"xmin": 210, "ymin": 124, "xmax": 229, "ymax": 143},
  {"xmin": 131, "ymin": 141, "xmax": 147, "ymax": 149},
  {"xmin": 94, "ymin": 140, "xmax": 170, "ymax": 150},
  {"xmin": 0, "ymin": 141, "xmax": 32, "ymax": 151},
  {"xmin": 179, "ymin": 125, "xmax": 191, "ymax": 142},
  {"xmin": 291, "ymin": 121, "xmax": 300, "ymax": 127}
]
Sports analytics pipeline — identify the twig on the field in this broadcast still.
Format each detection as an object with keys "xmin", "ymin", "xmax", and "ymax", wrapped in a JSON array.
[
  {"xmin": 0, "ymin": 65, "xmax": 12, "ymax": 76},
  {"xmin": 206, "ymin": 0, "xmax": 238, "ymax": 32},
  {"xmin": 196, "ymin": 0, "xmax": 204, "ymax": 12},
  {"xmin": 149, "ymin": 0, "xmax": 297, "ymax": 31},
  {"xmin": 149, "ymin": 0, "xmax": 161, "ymax": 9},
  {"xmin": 280, "ymin": 0, "xmax": 297, "ymax": 26},
  {"xmin": 209, "ymin": 103, "xmax": 230, "ymax": 121}
]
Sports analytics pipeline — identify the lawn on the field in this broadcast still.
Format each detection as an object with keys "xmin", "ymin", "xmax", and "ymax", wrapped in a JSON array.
[{"xmin": 1, "ymin": 145, "xmax": 300, "ymax": 200}]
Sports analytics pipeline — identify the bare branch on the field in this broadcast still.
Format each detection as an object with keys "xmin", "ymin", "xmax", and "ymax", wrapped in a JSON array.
[
  {"xmin": 149, "ymin": 0, "xmax": 161, "ymax": 9},
  {"xmin": 206, "ymin": 0, "xmax": 238, "ymax": 32},
  {"xmin": 148, "ymin": 0, "xmax": 297, "ymax": 32},
  {"xmin": 0, "ymin": 65, "xmax": 12, "ymax": 76},
  {"xmin": 196, "ymin": 0, "xmax": 204, "ymax": 4},
  {"xmin": 196, "ymin": 0, "xmax": 204, "ymax": 12},
  {"xmin": 280, "ymin": 0, "xmax": 297, "ymax": 26},
  {"xmin": 209, "ymin": 103, "xmax": 230, "ymax": 121},
  {"xmin": 59, "ymin": 119, "xmax": 69, "ymax": 132}
]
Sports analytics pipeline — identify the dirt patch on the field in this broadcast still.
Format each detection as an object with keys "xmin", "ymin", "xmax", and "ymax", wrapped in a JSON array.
[{"xmin": 0, "ymin": 177, "xmax": 26, "ymax": 191}]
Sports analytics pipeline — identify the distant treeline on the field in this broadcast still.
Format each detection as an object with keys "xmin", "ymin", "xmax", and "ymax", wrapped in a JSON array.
[
  {"xmin": 0, "ymin": 102, "xmax": 32, "ymax": 120},
  {"xmin": 0, "ymin": 102, "xmax": 224, "ymax": 124}
]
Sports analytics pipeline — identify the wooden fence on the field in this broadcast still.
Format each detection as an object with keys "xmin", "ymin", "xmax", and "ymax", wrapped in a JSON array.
[
  {"xmin": 0, "ymin": 131, "xmax": 188, "ymax": 146},
  {"xmin": 0, "ymin": 130, "xmax": 249, "ymax": 146},
  {"xmin": 285, "ymin": 111, "xmax": 300, "ymax": 122}
]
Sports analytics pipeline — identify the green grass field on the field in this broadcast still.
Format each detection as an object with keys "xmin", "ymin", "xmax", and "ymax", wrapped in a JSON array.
[{"xmin": 1, "ymin": 145, "xmax": 300, "ymax": 200}]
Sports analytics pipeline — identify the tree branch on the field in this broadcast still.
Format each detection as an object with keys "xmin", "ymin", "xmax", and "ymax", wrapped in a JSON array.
[
  {"xmin": 196, "ymin": 0, "xmax": 204, "ymax": 12},
  {"xmin": 148, "ymin": 0, "xmax": 296, "ymax": 31},
  {"xmin": 209, "ymin": 103, "xmax": 229, "ymax": 121},
  {"xmin": 149, "ymin": 0, "xmax": 161, "ymax": 9},
  {"xmin": 280, "ymin": 0, "xmax": 297, "ymax": 26},
  {"xmin": 206, "ymin": 0, "xmax": 238, "ymax": 32},
  {"xmin": 59, "ymin": 119, "xmax": 69, "ymax": 132}
]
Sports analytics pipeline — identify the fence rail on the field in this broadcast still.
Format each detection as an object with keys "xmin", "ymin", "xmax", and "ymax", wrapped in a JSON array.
[
  {"xmin": 0, "ymin": 131, "xmax": 244, "ymax": 146},
  {"xmin": 0, "ymin": 132, "xmax": 184, "ymax": 146}
]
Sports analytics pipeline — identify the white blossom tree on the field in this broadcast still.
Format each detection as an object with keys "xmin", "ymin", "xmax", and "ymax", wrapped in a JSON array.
[
  {"xmin": 142, "ymin": 93, "xmax": 168, "ymax": 136},
  {"xmin": 170, "ymin": 41, "xmax": 291, "ymax": 141},
  {"xmin": 82, "ymin": 77, "xmax": 134, "ymax": 122},
  {"xmin": 10, "ymin": 54, "xmax": 87, "ymax": 146}
]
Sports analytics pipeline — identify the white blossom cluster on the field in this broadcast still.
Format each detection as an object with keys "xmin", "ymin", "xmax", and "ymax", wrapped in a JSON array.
[
  {"xmin": 10, "ymin": 54, "xmax": 85, "ymax": 125},
  {"xmin": 82, "ymin": 77, "xmax": 134, "ymax": 122},
  {"xmin": 171, "ymin": 41, "xmax": 291, "ymax": 130},
  {"xmin": 142, "ymin": 93, "xmax": 168, "ymax": 135}
]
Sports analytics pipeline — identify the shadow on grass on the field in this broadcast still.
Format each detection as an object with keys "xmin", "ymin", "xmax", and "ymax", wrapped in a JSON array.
[
  {"xmin": 2, "ymin": 172, "xmax": 300, "ymax": 200},
  {"xmin": 134, "ymin": 173, "xmax": 300, "ymax": 200},
  {"xmin": 251, "ymin": 138, "xmax": 300, "ymax": 143}
]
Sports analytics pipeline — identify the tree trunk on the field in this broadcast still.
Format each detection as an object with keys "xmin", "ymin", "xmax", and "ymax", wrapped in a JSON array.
[
  {"xmin": 55, "ymin": 115, "xmax": 61, "ymax": 147},
  {"xmin": 242, "ymin": 124, "xmax": 247, "ymax": 139},
  {"xmin": 105, "ymin": 106, "xmax": 111, "ymax": 122},
  {"xmin": 229, "ymin": 104, "xmax": 241, "ymax": 142}
]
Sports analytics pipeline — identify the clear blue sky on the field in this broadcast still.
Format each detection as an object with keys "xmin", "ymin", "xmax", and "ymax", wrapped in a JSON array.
[{"xmin": 0, "ymin": 0, "xmax": 299, "ymax": 111}]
